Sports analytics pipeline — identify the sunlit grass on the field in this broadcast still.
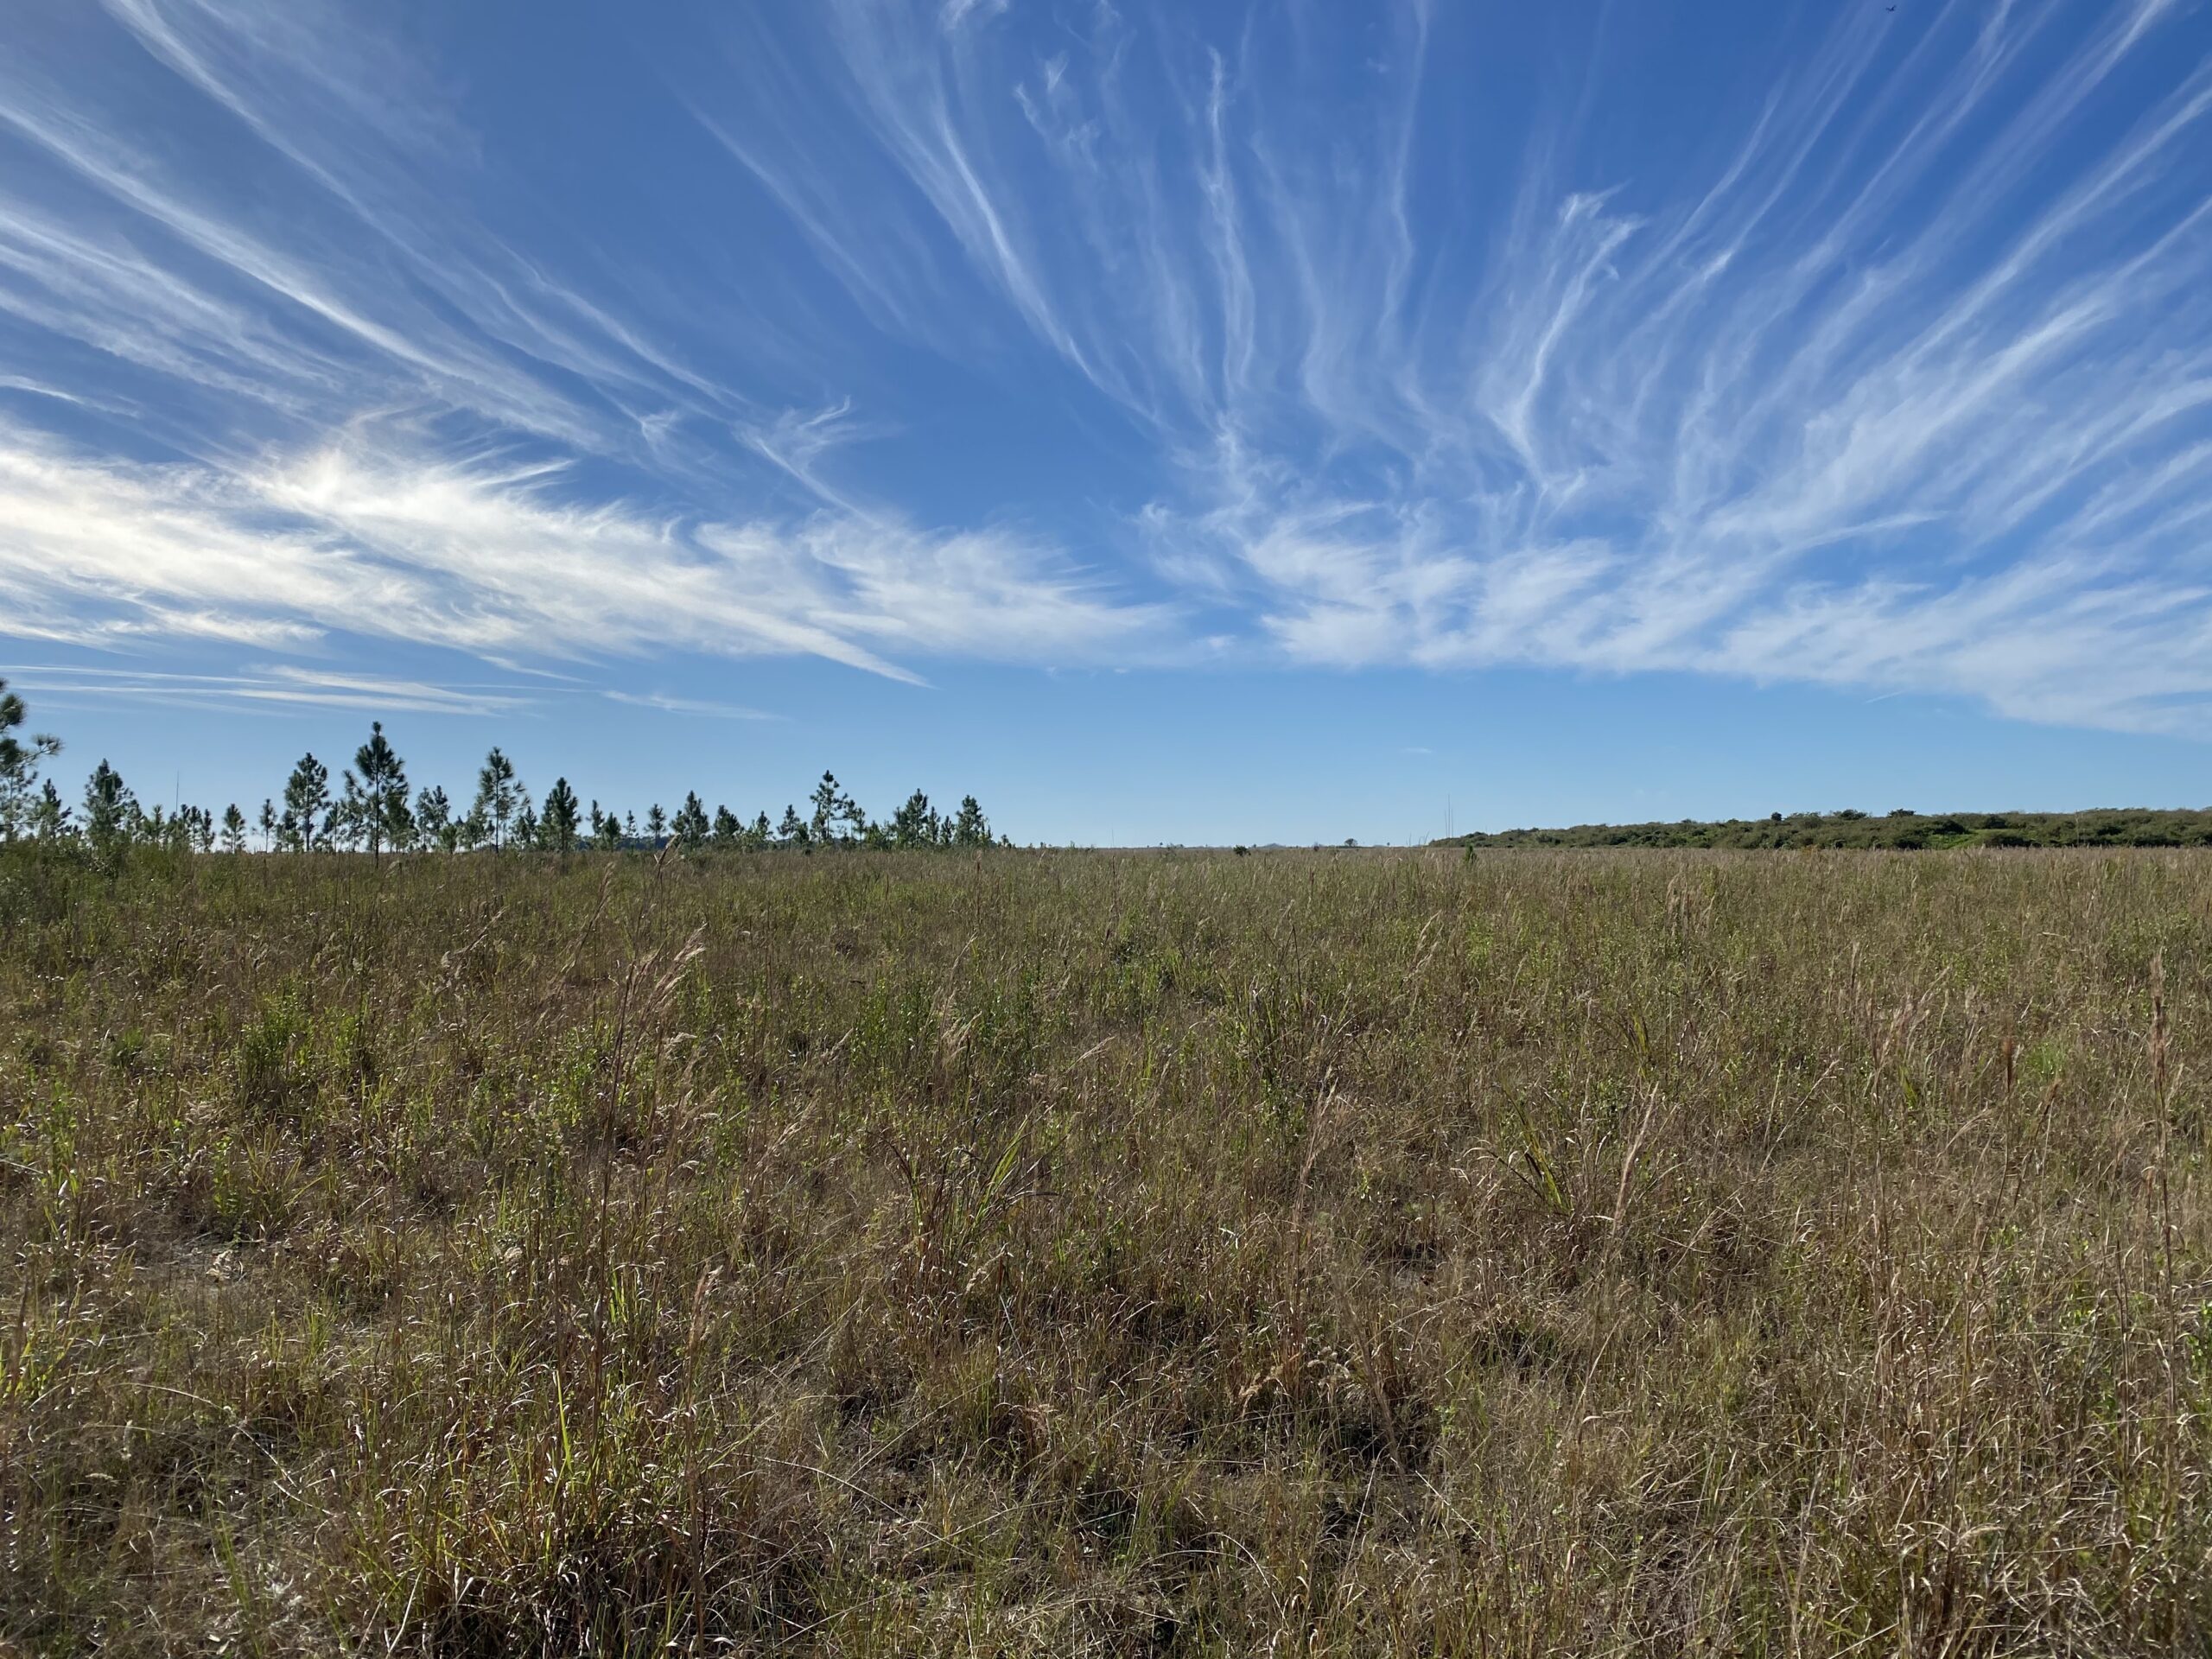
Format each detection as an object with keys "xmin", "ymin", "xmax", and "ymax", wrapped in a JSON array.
[{"xmin": 3, "ymin": 844, "xmax": 2209, "ymax": 1653}]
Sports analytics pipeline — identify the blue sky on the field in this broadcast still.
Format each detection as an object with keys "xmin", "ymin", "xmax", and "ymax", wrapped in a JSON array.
[{"xmin": 3, "ymin": 0, "xmax": 2211, "ymax": 843}]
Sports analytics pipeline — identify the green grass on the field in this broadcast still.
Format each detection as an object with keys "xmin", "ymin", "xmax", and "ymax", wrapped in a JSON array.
[{"xmin": 3, "ymin": 843, "xmax": 2211, "ymax": 1653}]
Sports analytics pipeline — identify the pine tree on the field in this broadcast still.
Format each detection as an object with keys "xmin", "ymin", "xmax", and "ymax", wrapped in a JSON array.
[
  {"xmin": 810, "ymin": 772, "xmax": 844, "ymax": 843},
  {"xmin": 749, "ymin": 810, "xmax": 772, "ymax": 847},
  {"xmin": 257, "ymin": 799, "xmax": 276, "ymax": 852},
  {"xmin": 472, "ymin": 748, "xmax": 522, "ymax": 851},
  {"xmin": 953, "ymin": 795, "xmax": 990, "ymax": 847},
  {"xmin": 892, "ymin": 789, "xmax": 933, "ymax": 849},
  {"xmin": 281, "ymin": 754, "xmax": 329, "ymax": 852},
  {"xmin": 221, "ymin": 804, "xmax": 247, "ymax": 853},
  {"xmin": 415, "ymin": 785, "xmax": 453, "ymax": 852},
  {"xmin": 673, "ymin": 791, "xmax": 709, "ymax": 850},
  {"xmin": 646, "ymin": 803, "xmax": 668, "ymax": 843},
  {"xmin": 713, "ymin": 804, "xmax": 741, "ymax": 847},
  {"xmin": 778, "ymin": 804, "xmax": 808, "ymax": 845},
  {"xmin": 350, "ymin": 721, "xmax": 410, "ymax": 864},
  {"xmin": 542, "ymin": 778, "xmax": 582, "ymax": 853},
  {"xmin": 331, "ymin": 773, "xmax": 366, "ymax": 850},
  {"xmin": 83, "ymin": 760, "xmax": 137, "ymax": 860},
  {"xmin": 0, "ymin": 677, "xmax": 62, "ymax": 843},
  {"xmin": 31, "ymin": 780, "xmax": 69, "ymax": 842}
]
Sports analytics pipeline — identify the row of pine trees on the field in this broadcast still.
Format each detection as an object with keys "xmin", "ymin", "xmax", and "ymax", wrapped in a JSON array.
[{"xmin": 0, "ymin": 680, "xmax": 999, "ymax": 857}]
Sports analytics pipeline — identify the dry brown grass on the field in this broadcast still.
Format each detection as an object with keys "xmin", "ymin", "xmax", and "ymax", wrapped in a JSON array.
[{"xmin": 2, "ymin": 843, "xmax": 2209, "ymax": 1654}]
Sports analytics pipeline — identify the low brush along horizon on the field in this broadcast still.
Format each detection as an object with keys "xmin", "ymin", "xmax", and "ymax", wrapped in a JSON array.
[
  {"xmin": 5, "ymin": 674, "xmax": 2212, "ymax": 1653},
  {"xmin": 7, "ymin": 679, "xmax": 2207, "ymax": 855}
]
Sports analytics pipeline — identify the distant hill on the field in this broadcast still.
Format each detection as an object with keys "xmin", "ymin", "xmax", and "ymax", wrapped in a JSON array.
[{"xmin": 1438, "ymin": 807, "xmax": 2212, "ymax": 851}]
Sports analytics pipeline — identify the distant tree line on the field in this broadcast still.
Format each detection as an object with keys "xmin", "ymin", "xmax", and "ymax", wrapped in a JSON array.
[
  {"xmin": 0, "ymin": 679, "xmax": 1005, "ymax": 861},
  {"xmin": 1442, "ymin": 806, "xmax": 2212, "ymax": 851}
]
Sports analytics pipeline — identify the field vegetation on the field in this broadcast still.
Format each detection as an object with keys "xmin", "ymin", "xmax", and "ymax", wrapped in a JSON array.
[
  {"xmin": 1442, "ymin": 809, "xmax": 2212, "ymax": 858},
  {"xmin": 1445, "ymin": 805, "xmax": 2212, "ymax": 851},
  {"xmin": 3, "ymin": 830, "xmax": 2212, "ymax": 1651}
]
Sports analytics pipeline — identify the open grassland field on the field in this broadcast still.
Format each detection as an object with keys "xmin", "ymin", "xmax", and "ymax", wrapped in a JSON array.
[{"xmin": 3, "ymin": 848, "xmax": 2212, "ymax": 1656}]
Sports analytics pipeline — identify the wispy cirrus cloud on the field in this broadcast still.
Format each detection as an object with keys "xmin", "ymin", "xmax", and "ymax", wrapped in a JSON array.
[
  {"xmin": 3, "ymin": 0, "xmax": 2212, "ymax": 741},
  {"xmin": 11, "ymin": 661, "xmax": 536, "ymax": 716},
  {"xmin": 692, "ymin": 0, "xmax": 2212, "ymax": 733},
  {"xmin": 0, "ymin": 0, "xmax": 1169, "ymax": 689},
  {"xmin": 603, "ymin": 690, "xmax": 777, "ymax": 721},
  {"xmin": 0, "ymin": 421, "xmax": 1163, "ymax": 680}
]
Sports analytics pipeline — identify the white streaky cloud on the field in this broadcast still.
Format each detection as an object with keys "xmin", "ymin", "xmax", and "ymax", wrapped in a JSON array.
[
  {"xmin": 0, "ymin": 374, "xmax": 92, "ymax": 407},
  {"xmin": 940, "ymin": 0, "xmax": 1008, "ymax": 30},
  {"xmin": 2, "ymin": 2, "xmax": 2210, "ymax": 737},
  {"xmin": 4, "ymin": 0, "xmax": 805, "ymax": 498},
  {"xmin": 603, "ymin": 690, "xmax": 778, "ymax": 721},
  {"xmin": 0, "ymin": 92, "xmax": 554, "ymax": 430},
  {"xmin": 248, "ymin": 664, "xmax": 537, "ymax": 715},
  {"xmin": 680, "ymin": 1, "xmax": 2212, "ymax": 732},
  {"xmin": 7, "ymin": 662, "xmax": 535, "ymax": 716},
  {"xmin": 0, "ymin": 424, "xmax": 1168, "ymax": 678}
]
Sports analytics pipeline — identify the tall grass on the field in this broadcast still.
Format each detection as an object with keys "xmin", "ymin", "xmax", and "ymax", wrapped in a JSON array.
[{"xmin": 3, "ymin": 844, "xmax": 2209, "ymax": 1654}]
